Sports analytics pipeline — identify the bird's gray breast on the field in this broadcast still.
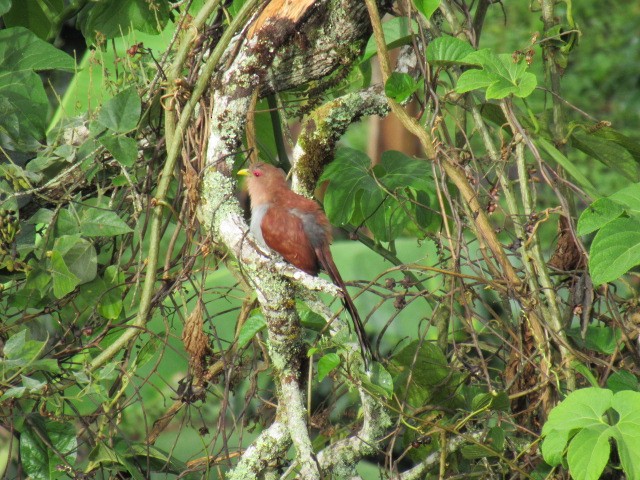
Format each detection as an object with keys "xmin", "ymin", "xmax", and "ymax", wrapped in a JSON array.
[{"xmin": 250, "ymin": 204, "xmax": 269, "ymax": 249}]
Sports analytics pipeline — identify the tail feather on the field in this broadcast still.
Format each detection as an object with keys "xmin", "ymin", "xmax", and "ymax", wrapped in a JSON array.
[{"xmin": 316, "ymin": 246, "xmax": 372, "ymax": 368}]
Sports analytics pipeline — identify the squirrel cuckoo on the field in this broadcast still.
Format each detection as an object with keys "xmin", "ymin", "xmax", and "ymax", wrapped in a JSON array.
[{"xmin": 238, "ymin": 162, "xmax": 372, "ymax": 367}]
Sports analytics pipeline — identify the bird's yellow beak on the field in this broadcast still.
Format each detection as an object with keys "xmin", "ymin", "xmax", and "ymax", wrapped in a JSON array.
[{"xmin": 237, "ymin": 168, "xmax": 250, "ymax": 176}]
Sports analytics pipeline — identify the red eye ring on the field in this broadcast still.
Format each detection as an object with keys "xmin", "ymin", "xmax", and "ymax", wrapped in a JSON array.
[{"xmin": 253, "ymin": 170, "xmax": 262, "ymax": 177}]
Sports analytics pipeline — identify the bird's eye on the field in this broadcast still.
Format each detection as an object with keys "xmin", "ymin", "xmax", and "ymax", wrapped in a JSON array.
[{"xmin": 253, "ymin": 170, "xmax": 262, "ymax": 177}]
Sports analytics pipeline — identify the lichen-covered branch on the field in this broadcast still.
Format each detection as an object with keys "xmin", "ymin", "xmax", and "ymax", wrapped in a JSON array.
[
  {"xmin": 197, "ymin": 1, "xmax": 392, "ymax": 477},
  {"xmin": 395, "ymin": 432, "xmax": 483, "ymax": 480},
  {"xmin": 292, "ymin": 85, "xmax": 390, "ymax": 195},
  {"xmin": 228, "ymin": 418, "xmax": 291, "ymax": 480}
]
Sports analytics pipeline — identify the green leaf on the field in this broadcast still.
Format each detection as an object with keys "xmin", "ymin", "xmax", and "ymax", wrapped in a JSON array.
[
  {"xmin": 0, "ymin": 27, "xmax": 73, "ymax": 150},
  {"xmin": 541, "ymin": 388, "xmax": 612, "ymax": 467},
  {"xmin": 3, "ymin": 329, "xmax": 31, "ymax": 359},
  {"xmin": 79, "ymin": 207, "xmax": 132, "ymax": 237},
  {"xmin": 537, "ymin": 137, "xmax": 599, "ymax": 198},
  {"xmin": 471, "ymin": 393, "xmax": 493, "ymax": 411},
  {"xmin": 590, "ymin": 127, "xmax": 640, "ymax": 164},
  {"xmin": 0, "ymin": 70, "xmax": 49, "ymax": 151},
  {"xmin": 566, "ymin": 424, "xmax": 611, "ymax": 480},
  {"xmin": 542, "ymin": 388, "xmax": 612, "ymax": 436},
  {"xmin": 490, "ymin": 391, "xmax": 510, "ymax": 412},
  {"xmin": 3, "ymin": 0, "xmax": 64, "ymax": 40},
  {"xmin": 572, "ymin": 361, "xmax": 600, "ymax": 388},
  {"xmin": 426, "ymin": 35, "xmax": 476, "ymax": 67},
  {"xmin": 0, "ymin": 27, "xmax": 74, "ymax": 71},
  {"xmin": 611, "ymin": 391, "xmax": 640, "ymax": 479},
  {"xmin": 0, "ymin": 386, "xmax": 26, "ymax": 400},
  {"xmin": 54, "ymin": 235, "xmax": 97, "ymax": 285},
  {"xmin": 413, "ymin": 0, "xmax": 441, "ymax": 19},
  {"xmin": 577, "ymin": 197, "xmax": 625, "ymax": 235},
  {"xmin": 390, "ymin": 340, "xmax": 453, "ymax": 408},
  {"xmin": 607, "ymin": 371, "xmax": 639, "ymax": 393},
  {"xmin": 455, "ymin": 51, "xmax": 537, "ymax": 99},
  {"xmin": 48, "ymin": 250, "xmax": 81, "ymax": 298},
  {"xmin": 298, "ymin": 304, "xmax": 327, "ymax": 331},
  {"xmin": 26, "ymin": 208, "xmax": 54, "ymax": 225},
  {"xmin": 461, "ymin": 443, "xmax": 499, "ymax": 459},
  {"xmin": 133, "ymin": 339, "xmax": 160, "ymax": 369},
  {"xmin": 98, "ymin": 266, "xmax": 125, "ymax": 320},
  {"xmin": 567, "ymin": 326, "xmax": 621, "ymax": 355},
  {"xmin": 77, "ymin": 0, "xmax": 170, "ymax": 46},
  {"xmin": 317, "ymin": 353, "xmax": 340, "ymax": 382},
  {"xmin": 86, "ymin": 443, "xmax": 144, "ymax": 480},
  {"xmin": 362, "ymin": 17, "xmax": 418, "ymax": 63},
  {"xmin": 385, "ymin": 72, "xmax": 420, "ymax": 103},
  {"xmin": 540, "ymin": 388, "xmax": 640, "ymax": 480},
  {"xmin": 20, "ymin": 417, "xmax": 77, "ymax": 480},
  {"xmin": 393, "ymin": 340, "xmax": 449, "ymax": 388},
  {"xmin": 589, "ymin": 216, "xmax": 640, "ymax": 286},
  {"xmin": 54, "ymin": 208, "xmax": 81, "ymax": 236},
  {"xmin": 99, "ymin": 135, "xmax": 138, "ymax": 167},
  {"xmin": 456, "ymin": 69, "xmax": 494, "ymax": 93},
  {"xmin": 21, "ymin": 375, "xmax": 46, "ymax": 391},
  {"xmin": 96, "ymin": 87, "xmax": 141, "ymax": 133},
  {"xmin": 572, "ymin": 130, "xmax": 640, "ymax": 182},
  {"xmin": 609, "ymin": 182, "xmax": 640, "ymax": 216},
  {"xmin": 0, "ymin": 0, "xmax": 12, "ymax": 16},
  {"xmin": 237, "ymin": 314, "xmax": 266, "ymax": 349},
  {"xmin": 321, "ymin": 148, "xmax": 433, "ymax": 242}
]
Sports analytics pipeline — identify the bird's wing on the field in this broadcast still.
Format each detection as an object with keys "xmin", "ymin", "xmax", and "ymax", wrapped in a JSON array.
[{"xmin": 260, "ymin": 205, "xmax": 319, "ymax": 275}]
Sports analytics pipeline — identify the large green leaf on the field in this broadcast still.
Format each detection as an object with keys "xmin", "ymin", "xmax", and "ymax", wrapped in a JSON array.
[
  {"xmin": 566, "ymin": 424, "xmax": 611, "ymax": 480},
  {"xmin": 0, "ymin": 0, "xmax": 12, "ymax": 16},
  {"xmin": 611, "ymin": 391, "xmax": 640, "ymax": 479},
  {"xmin": 456, "ymin": 51, "xmax": 537, "ymax": 99},
  {"xmin": 577, "ymin": 197, "xmax": 625, "ymax": 236},
  {"xmin": 98, "ymin": 266, "xmax": 125, "ymax": 320},
  {"xmin": 609, "ymin": 182, "xmax": 640, "ymax": 216},
  {"xmin": 542, "ymin": 388, "xmax": 640, "ymax": 480},
  {"xmin": 321, "ymin": 148, "xmax": 433, "ymax": 242},
  {"xmin": 49, "ymin": 250, "xmax": 81, "ymax": 298},
  {"xmin": 0, "ymin": 27, "xmax": 74, "ymax": 72},
  {"xmin": 79, "ymin": 207, "xmax": 133, "ymax": 237},
  {"xmin": 594, "ymin": 128, "xmax": 640, "ymax": 163},
  {"xmin": 53, "ymin": 235, "xmax": 97, "ymax": 284},
  {"xmin": 413, "ymin": 0, "xmax": 441, "ymax": 19},
  {"xmin": 0, "ymin": 27, "xmax": 74, "ymax": 150},
  {"xmin": 20, "ymin": 417, "xmax": 77, "ymax": 480},
  {"xmin": 572, "ymin": 130, "xmax": 640, "ymax": 181},
  {"xmin": 0, "ymin": 71, "xmax": 49, "ymax": 151},
  {"xmin": 541, "ymin": 388, "xmax": 613, "ymax": 466},
  {"xmin": 426, "ymin": 35, "xmax": 476, "ymax": 67},
  {"xmin": 317, "ymin": 353, "xmax": 340, "ymax": 382},
  {"xmin": 390, "ymin": 340, "xmax": 451, "ymax": 407},
  {"xmin": 99, "ymin": 135, "xmax": 138, "ymax": 166},
  {"xmin": 77, "ymin": 0, "xmax": 170, "ymax": 46},
  {"xmin": 385, "ymin": 72, "xmax": 420, "ymax": 103},
  {"xmin": 86, "ymin": 440, "xmax": 187, "ymax": 477},
  {"xmin": 95, "ymin": 88, "xmax": 141, "ymax": 133},
  {"xmin": 589, "ymin": 216, "xmax": 640, "ymax": 286},
  {"xmin": 3, "ymin": 0, "xmax": 64, "ymax": 40},
  {"xmin": 606, "ymin": 371, "xmax": 639, "ymax": 393},
  {"xmin": 237, "ymin": 313, "xmax": 266, "ymax": 349}
]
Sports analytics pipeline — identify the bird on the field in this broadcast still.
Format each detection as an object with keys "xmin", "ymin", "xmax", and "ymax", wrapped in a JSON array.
[{"xmin": 238, "ymin": 162, "xmax": 372, "ymax": 368}]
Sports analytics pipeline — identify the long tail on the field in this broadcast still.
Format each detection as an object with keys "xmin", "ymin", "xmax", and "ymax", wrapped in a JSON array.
[{"xmin": 316, "ymin": 246, "xmax": 373, "ymax": 369}]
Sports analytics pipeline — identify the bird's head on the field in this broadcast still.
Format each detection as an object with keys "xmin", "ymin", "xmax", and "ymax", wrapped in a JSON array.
[{"xmin": 237, "ymin": 162, "xmax": 288, "ymax": 203}]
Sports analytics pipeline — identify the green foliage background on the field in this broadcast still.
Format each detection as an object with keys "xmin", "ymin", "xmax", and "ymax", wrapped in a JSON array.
[{"xmin": 1, "ymin": 0, "xmax": 640, "ymax": 479}]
